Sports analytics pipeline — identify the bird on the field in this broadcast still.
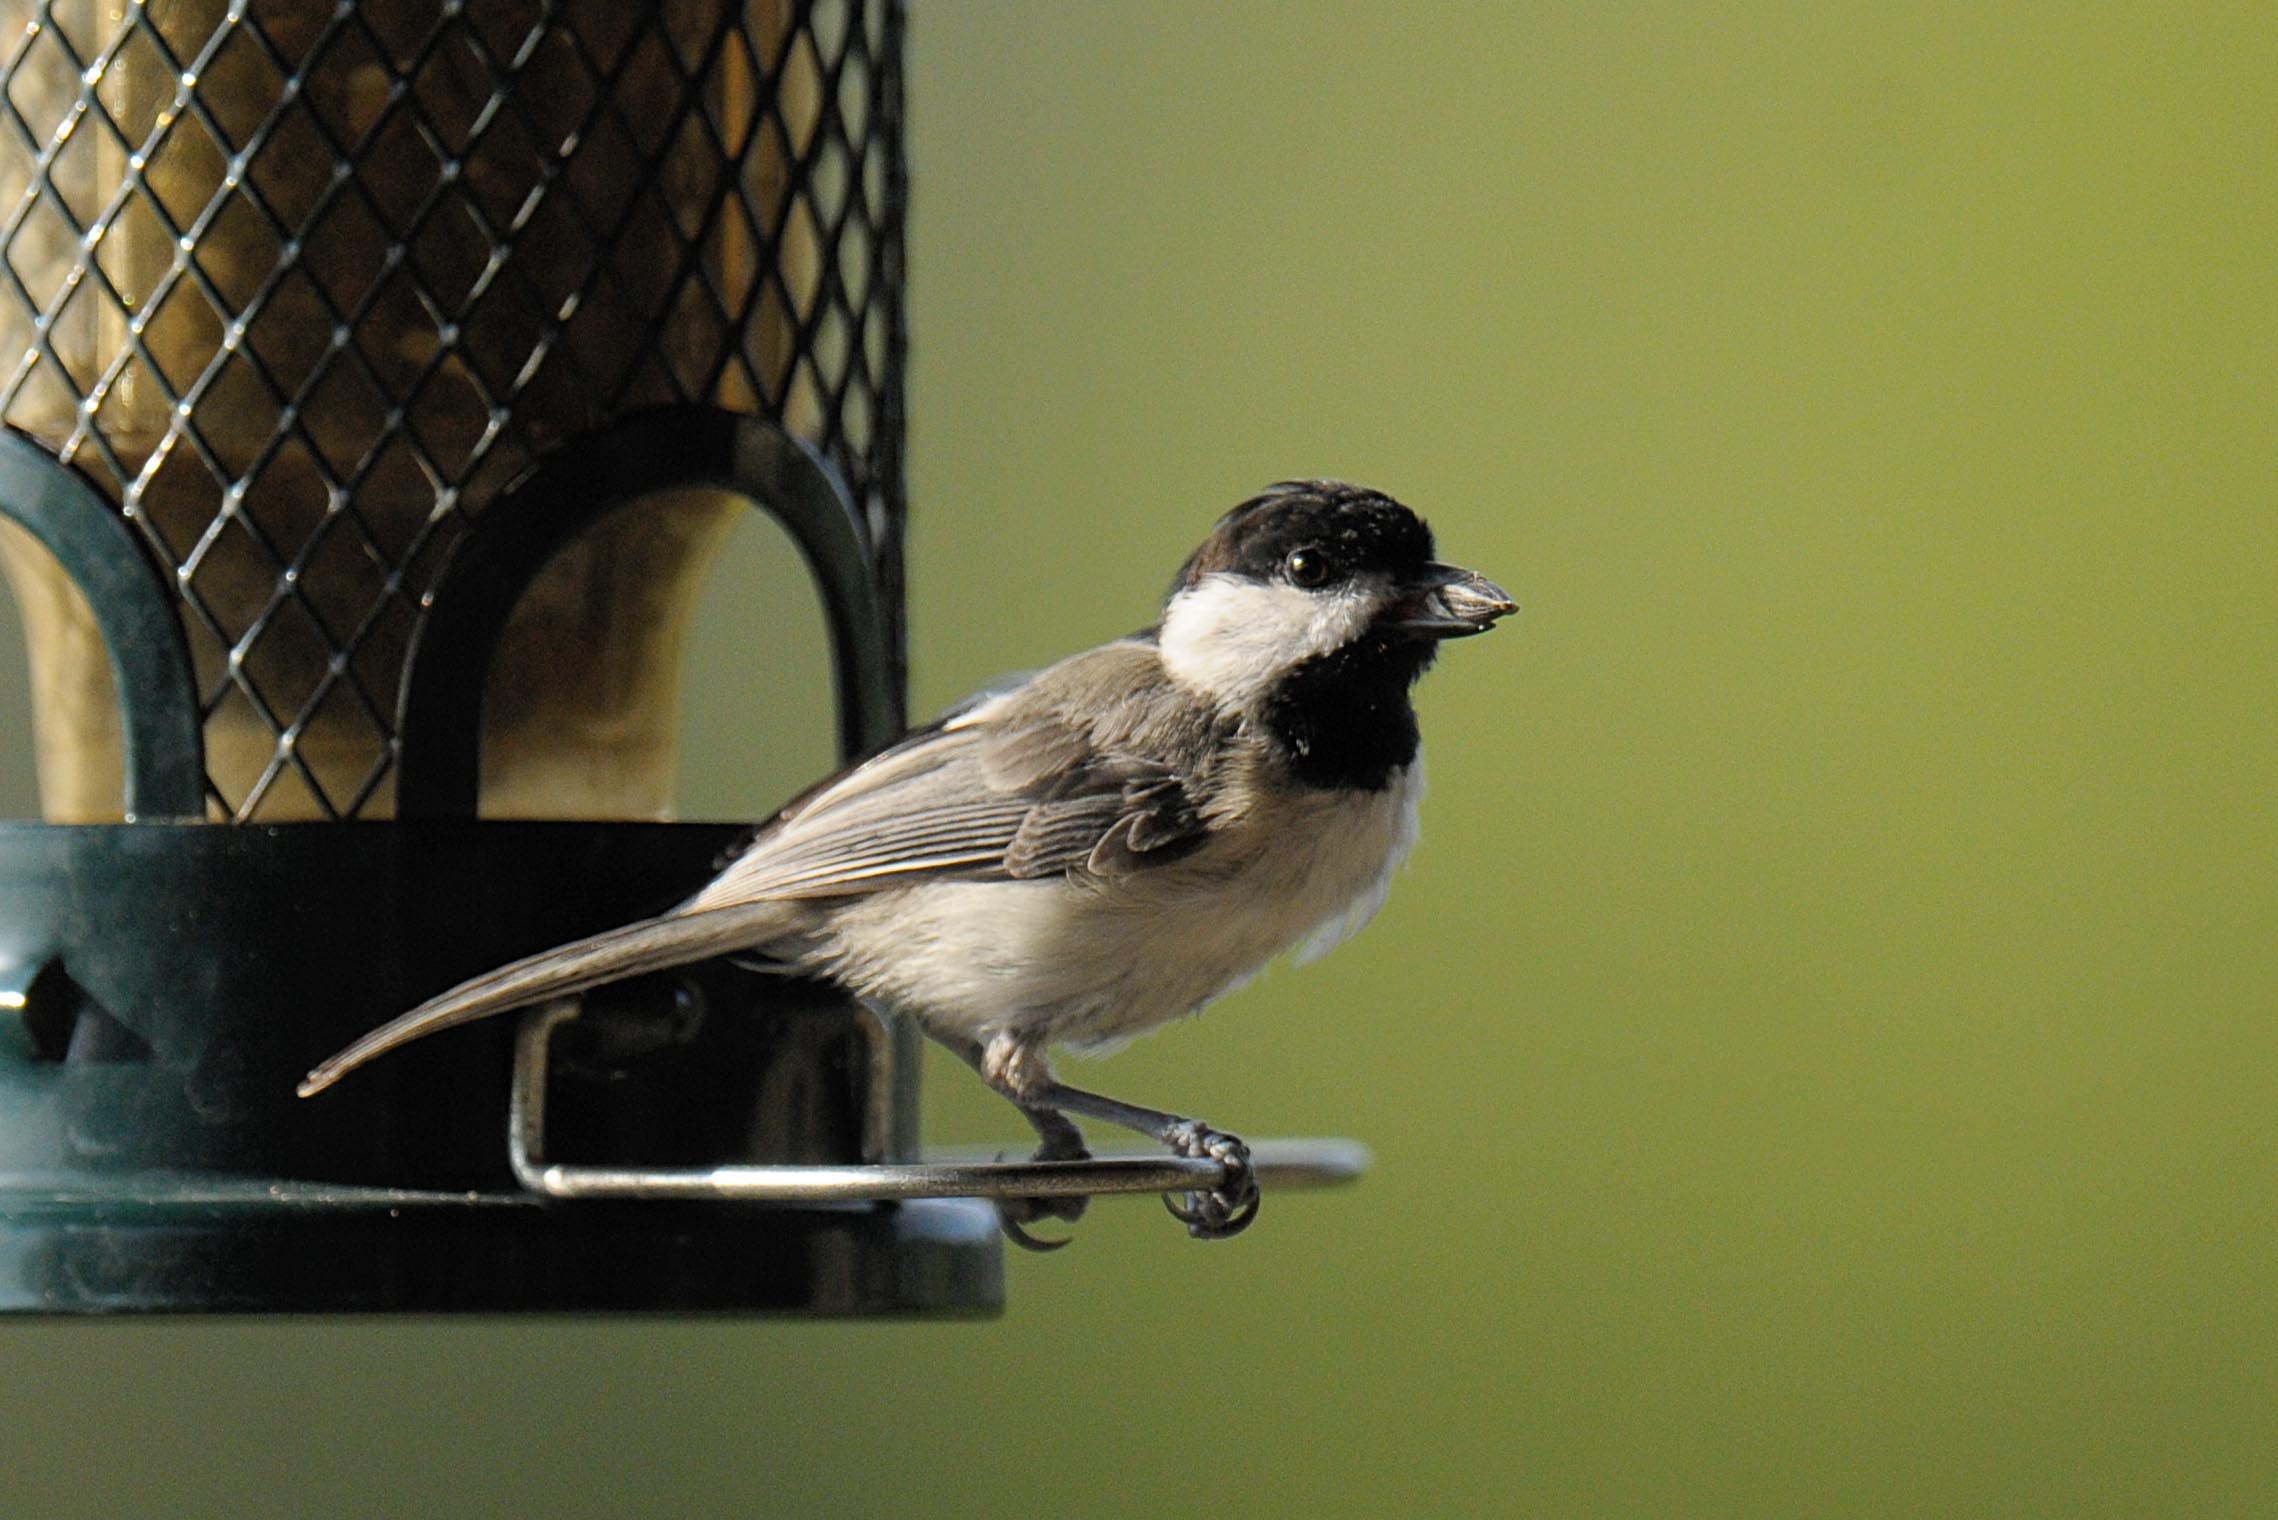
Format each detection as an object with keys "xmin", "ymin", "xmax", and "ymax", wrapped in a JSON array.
[{"xmin": 299, "ymin": 480, "xmax": 1514, "ymax": 1244}]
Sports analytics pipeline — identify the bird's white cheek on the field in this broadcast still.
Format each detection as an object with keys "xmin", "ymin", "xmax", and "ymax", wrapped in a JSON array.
[{"xmin": 1157, "ymin": 574, "xmax": 1378, "ymax": 707}]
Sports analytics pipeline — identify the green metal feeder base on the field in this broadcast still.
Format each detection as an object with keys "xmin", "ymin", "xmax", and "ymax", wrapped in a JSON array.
[
  {"xmin": 0, "ymin": 821, "xmax": 1004, "ymax": 1316},
  {"xmin": 0, "ymin": 1179, "xmax": 998, "ymax": 1316}
]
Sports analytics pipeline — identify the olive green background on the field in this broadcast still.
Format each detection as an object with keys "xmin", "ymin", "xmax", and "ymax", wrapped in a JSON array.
[{"xmin": 3, "ymin": 3, "xmax": 2275, "ymax": 1515}]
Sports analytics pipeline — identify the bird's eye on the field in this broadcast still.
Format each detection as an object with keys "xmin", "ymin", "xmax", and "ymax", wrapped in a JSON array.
[{"xmin": 1285, "ymin": 548, "xmax": 1335, "ymax": 589}]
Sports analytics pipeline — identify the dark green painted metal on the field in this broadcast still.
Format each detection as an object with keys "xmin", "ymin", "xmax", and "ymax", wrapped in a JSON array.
[
  {"xmin": 0, "ymin": 821, "xmax": 1002, "ymax": 1314},
  {"xmin": 395, "ymin": 407, "xmax": 903, "ymax": 820},
  {"xmin": 0, "ymin": 431, "xmax": 204, "ymax": 821},
  {"xmin": 0, "ymin": 1194, "xmax": 1000, "ymax": 1317}
]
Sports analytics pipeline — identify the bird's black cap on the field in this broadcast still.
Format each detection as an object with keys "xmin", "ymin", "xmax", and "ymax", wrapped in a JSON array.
[{"xmin": 1169, "ymin": 480, "xmax": 1436, "ymax": 598}]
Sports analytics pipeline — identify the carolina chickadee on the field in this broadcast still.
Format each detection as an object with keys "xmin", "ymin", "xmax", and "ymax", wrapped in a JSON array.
[{"xmin": 300, "ymin": 481, "xmax": 1513, "ymax": 1242}]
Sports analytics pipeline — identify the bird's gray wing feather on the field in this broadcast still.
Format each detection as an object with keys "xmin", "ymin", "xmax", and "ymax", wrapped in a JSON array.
[{"xmin": 683, "ymin": 639, "xmax": 1216, "ymax": 908}]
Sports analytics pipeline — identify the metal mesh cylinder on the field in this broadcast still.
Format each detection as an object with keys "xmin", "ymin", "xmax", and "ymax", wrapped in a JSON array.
[{"xmin": 0, "ymin": 0, "xmax": 905, "ymax": 820}]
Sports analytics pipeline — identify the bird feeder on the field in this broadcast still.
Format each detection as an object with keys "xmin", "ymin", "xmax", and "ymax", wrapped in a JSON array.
[{"xmin": 0, "ymin": 1, "xmax": 1360, "ymax": 1315}]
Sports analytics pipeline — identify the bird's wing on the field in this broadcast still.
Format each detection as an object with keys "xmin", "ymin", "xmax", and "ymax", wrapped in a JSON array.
[
  {"xmin": 298, "ymin": 641, "xmax": 1222, "ymax": 1098},
  {"xmin": 680, "ymin": 639, "xmax": 1221, "ymax": 912}
]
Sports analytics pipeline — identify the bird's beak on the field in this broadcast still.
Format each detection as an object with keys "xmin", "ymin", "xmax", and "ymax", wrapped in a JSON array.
[{"xmin": 1381, "ymin": 562, "xmax": 1517, "ymax": 639}]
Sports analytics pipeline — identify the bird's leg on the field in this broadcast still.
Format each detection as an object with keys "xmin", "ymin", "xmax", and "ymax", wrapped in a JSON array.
[
  {"xmin": 976, "ymin": 1033, "xmax": 1260, "ymax": 1241},
  {"xmin": 943, "ymin": 1036, "xmax": 1091, "ymax": 1251},
  {"xmin": 1035, "ymin": 1081, "xmax": 1260, "ymax": 1240}
]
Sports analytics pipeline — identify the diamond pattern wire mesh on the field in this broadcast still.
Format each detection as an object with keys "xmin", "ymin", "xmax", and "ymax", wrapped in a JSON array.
[{"xmin": 0, "ymin": 0, "xmax": 905, "ymax": 820}]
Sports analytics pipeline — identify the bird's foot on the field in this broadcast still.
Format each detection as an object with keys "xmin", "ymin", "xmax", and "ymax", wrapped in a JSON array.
[
  {"xmin": 994, "ymin": 1138, "xmax": 1092, "ymax": 1253},
  {"xmin": 1159, "ymin": 1120, "xmax": 1259, "ymax": 1240}
]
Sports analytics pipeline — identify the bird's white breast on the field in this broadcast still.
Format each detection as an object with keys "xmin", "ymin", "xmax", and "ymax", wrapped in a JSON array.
[{"xmin": 814, "ymin": 757, "xmax": 1426, "ymax": 1052}]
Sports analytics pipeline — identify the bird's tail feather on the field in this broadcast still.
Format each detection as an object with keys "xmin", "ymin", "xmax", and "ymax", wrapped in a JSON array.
[{"xmin": 296, "ymin": 901, "xmax": 797, "ymax": 1098}]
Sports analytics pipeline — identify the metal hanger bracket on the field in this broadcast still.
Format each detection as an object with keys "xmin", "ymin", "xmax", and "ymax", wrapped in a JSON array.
[{"xmin": 508, "ymin": 1001, "xmax": 1372, "ymax": 1206}]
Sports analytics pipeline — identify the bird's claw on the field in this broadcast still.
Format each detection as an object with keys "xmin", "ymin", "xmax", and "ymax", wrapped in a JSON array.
[
  {"xmin": 992, "ymin": 1142, "xmax": 1091, "ymax": 1252},
  {"xmin": 1160, "ymin": 1120, "xmax": 1259, "ymax": 1240}
]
